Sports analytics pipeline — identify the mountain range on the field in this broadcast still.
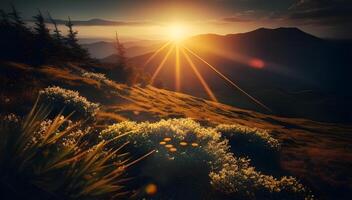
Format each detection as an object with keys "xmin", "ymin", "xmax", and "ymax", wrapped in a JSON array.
[{"xmin": 87, "ymin": 27, "xmax": 352, "ymax": 123}]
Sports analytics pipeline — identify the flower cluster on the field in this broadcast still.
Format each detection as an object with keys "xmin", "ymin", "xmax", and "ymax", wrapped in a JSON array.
[
  {"xmin": 100, "ymin": 118, "xmax": 311, "ymax": 199},
  {"xmin": 23, "ymin": 116, "xmax": 89, "ymax": 153},
  {"xmin": 39, "ymin": 86, "xmax": 100, "ymax": 118},
  {"xmin": 81, "ymin": 72, "xmax": 114, "ymax": 86},
  {"xmin": 216, "ymin": 124, "xmax": 280, "ymax": 150},
  {"xmin": 1, "ymin": 113, "xmax": 20, "ymax": 124}
]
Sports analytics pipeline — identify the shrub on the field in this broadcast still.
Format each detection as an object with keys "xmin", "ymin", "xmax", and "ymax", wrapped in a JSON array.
[
  {"xmin": 215, "ymin": 124, "xmax": 282, "ymax": 175},
  {"xmin": 100, "ymin": 118, "xmax": 312, "ymax": 200},
  {"xmin": 100, "ymin": 119, "xmax": 221, "ymax": 199},
  {"xmin": 82, "ymin": 71, "xmax": 114, "ymax": 86},
  {"xmin": 0, "ymin": 101, "xmax": 133, "ymax": 199},
  {"xmin": 215, "ymin": 124, "xmax": 280, "ymax": 150},
  {"xmin": 39, "ymin": 86, "xmax": 100, "ymax": 118}
]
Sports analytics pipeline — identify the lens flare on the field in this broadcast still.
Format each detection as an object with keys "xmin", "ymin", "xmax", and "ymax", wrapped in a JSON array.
[{"xmin": 249, "ymin": 58, "xmax": 265, "ymax": 69}]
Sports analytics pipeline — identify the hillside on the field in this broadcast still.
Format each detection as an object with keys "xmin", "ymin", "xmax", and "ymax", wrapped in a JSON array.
[
  {"xmin": 1, "ymin": 61, "xmax": 351, "ymax": 199},
  {"xmin": 82, "ymin": 40, "xmax": 165, "ymax": 59},
  {"xmin": 127, "ymin": 28, "xmax": 352, "ymax": 123}
]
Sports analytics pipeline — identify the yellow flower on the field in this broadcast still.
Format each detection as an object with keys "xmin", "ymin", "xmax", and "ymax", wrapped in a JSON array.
[
  {"xmin": 191, "ymin": 143, "xmax": 199, "ymax": 147},
  {"xmin": 179, "ymin": 142, "xmax": 187, "ymax": 146}
]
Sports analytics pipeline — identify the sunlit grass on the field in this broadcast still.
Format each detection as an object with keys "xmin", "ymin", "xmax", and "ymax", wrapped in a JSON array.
[{"xmin": 0, "ymin": 99, "xmax": 141, "ymax": 199}]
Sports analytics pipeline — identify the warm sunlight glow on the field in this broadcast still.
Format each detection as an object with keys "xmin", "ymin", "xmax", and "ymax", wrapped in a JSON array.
[{"xmin": 168, "ymin": 24, "xmax": 187, "ymax": 42}]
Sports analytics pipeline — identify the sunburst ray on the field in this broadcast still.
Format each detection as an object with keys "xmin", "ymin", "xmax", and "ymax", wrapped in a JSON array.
[
  {"xmin": 175, "ymin": 45, "xmax": 181, "ymax": 92},
  {"xmin": 143, "ymin": 41, "xmax": 171, "ymax": 67},
  {"xmin": 183, "ymin": 46, "xmax": 271, "ymax": 112},
  {"xmin": 181, "ymin": 48, "xmax": 218, "ymax": 102},
  {"xmin": 150, "ymin": 45, "xmax": 174, "ymax": 84}
]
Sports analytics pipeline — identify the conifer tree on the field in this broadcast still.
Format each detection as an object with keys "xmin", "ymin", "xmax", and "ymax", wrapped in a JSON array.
[
  {"xmin": 47, "ymin": 12, "xmax": 62, "ymax": 41},
  {"xmin": 3, "ymin": 5, "xmax": 33, "ymax": 63},
  {"xmin": 33, "ymin": 10, "xmax": 52, "ymax": 64},
  {"xmin": 115, "ymin": 32, "xmax": 126, "ymax": 68},
  {"xmin": 8, "ymin": 4, "xmax": 25, "ymax": 27},
  {"xmin": 65, "ymin": 17, "xmax": 78, "ymax": 47},
  {"xmin": 0, "ymin": 9, "xmax": 10, "ymax": 26},
  {"xmin": 65, "ymin": 17, "xmax": 89, "ymax": 60},
  {"xmin": 33, "ymin": 10, "xmax": 50, "ymax": 39}
]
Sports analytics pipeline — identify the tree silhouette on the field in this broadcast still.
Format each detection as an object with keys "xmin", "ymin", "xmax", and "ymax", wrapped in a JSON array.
[
  {"xmin": 65, "ymin": 17, "xmax": 90, "ymax": 61},
  {"xmin": 115, "ymin": 32, "xmax": 126, "ymax": 68},
  {"xmin": 0, "ymin": 5, "xmax": 33, "ymax": 63},
  {"xmin": 47, "ymin": 12, "xmax": 62, "ymax": 41},
  {"xmin": 8, "ymin": 4, "xmax": 25, "ymax": 27},
  {"xmin": 0, "ymin": 9, "xmax": 10, "ymax": 26},
  {"xmin": 33, "ymin": 10, "xmax": 53, "ymax": 65}
]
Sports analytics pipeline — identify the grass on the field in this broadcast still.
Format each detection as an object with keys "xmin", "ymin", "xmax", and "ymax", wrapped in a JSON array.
[{"xmin": 0, "ymin": 99, "xmax": 137, "ymax": 199}]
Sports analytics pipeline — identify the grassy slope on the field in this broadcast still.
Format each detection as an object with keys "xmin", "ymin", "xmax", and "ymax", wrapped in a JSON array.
[{"xmin": 1, "ymin": 62, "xmax": 351, "ymax": 199}]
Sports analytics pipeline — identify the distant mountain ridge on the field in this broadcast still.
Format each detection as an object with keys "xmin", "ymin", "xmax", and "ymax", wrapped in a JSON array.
[
  {"xmin": 128, "ymin": 27, "xmax": 352, "ymax": 122},
  {"xmin": 82, "ymin": 40, "xmax": 165, "ymax": 59}
]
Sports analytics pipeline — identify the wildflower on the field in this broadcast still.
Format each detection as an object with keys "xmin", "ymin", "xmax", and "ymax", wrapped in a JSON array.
[
  {"xmin": 165, "ymin": 144, "xmax": 173, "ymax": 148},
  {"xmin": 179, "ymin": 142, "xmax": 187, "ymax": 146}
]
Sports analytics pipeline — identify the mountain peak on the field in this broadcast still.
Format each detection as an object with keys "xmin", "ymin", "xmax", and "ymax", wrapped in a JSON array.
[{"xmin": 249, "ymin": 27, "xmax": 318, "ymax": 39}]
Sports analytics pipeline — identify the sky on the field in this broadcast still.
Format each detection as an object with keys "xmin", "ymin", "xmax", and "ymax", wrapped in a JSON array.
[{"xmin": 1, "ymin": 0, "xmax": 351, "ymax": 41}]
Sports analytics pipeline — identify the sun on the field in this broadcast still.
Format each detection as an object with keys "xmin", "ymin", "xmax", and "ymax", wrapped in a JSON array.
[{"xmin": 168, "ymin": 24, "xmax": 187, "ymax": 42}]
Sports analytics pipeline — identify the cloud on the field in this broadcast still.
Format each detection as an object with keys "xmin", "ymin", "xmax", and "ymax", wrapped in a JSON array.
[
  {"xmin": 286, "ymin": 0, "xmax": 352, "ymax": 26},
  {"xmin": 221, "ymin": 10, "xmax": 259, "ymax": 23},
  {"xmin": 222, "ymin": 17, "xmax": 251, "ymax": 22}
]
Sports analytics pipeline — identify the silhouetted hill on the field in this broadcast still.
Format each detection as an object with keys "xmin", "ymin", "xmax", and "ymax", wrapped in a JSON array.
[
  {"xmin": 82, "ymin": 40, "xmax": 165, "ymax": 59},
  {"xmin": 129, "ymin": 27, "xmax": 352, "ymax": 122}
]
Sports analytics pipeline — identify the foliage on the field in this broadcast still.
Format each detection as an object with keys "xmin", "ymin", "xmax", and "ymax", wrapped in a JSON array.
[
  {"xmin": 0, "ymin": 101, "xmax": 133, "ymax": 199},
  {"xmin": 100, "ymin": 119, "xmax": 218, "ymax": 199},
  {"xmin": 82, "ymin": 71, "xmax": 114, "ymax": 86},
  {"xmin": 215, "ymin": 124, "xmax": 280, "ymax": 150},
  {"xmin": 0, "ymin": 5, "xmax": 91, "ymax": 65},
  {"xmin": 65, "ymin": 17, "xmax": 90, "ymax": 61},
  {"xmin": 39, "ymin": 86, "xmax": 100, "ymax": 118},
  {"xmin": 100, "ymin": 118, "xmax": 313, "ymax": 199},
  {"xmin": 215, "ymin": 124, "xmax": 281, "ymax": 175},
  {"xmin": 207, "ymin": 139, "xmax": 312, "ymax": 199}
]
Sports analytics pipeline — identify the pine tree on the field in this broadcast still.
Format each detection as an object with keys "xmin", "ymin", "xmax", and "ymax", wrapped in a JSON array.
[
  {"xmin": 65, "ymin": 17, "xmax": 89, "ymax": 61},
  {"xmin": 47, "ymin": 12, "xmax": 62, "ymax": 41},
  {"xmin": 33, "ymin": 10, "xmax": 52, "ymax": 64},
  {"xmin": 3, "ymin": 5, "xmax": 33, "ymax": 63},
  {"xmin": 65, "ymin": 17, "xmax": 78, "ymax": 48},
  {"xmin": 115, "ymin": 32, "xmax": 126, "ymax": 68},
  {"xmin": 8, "ymin": 4, "xmax": 25, "ymax": 27},
  {"xmin": 33, "ymin": 10, "xmax": 50, "ymax": 39},
  {"xmin": 0, "ymin": 9, "xmax": 10, "ymax": 26}
]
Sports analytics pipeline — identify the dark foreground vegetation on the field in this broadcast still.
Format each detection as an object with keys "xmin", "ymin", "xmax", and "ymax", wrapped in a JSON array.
[
  {"xmin": 0, "ymin": 86, "xmax": 313, "ymax": 200},
  {"xmin": 0, "ymin": 5, "xmax": 149, "ymax": 86}
]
